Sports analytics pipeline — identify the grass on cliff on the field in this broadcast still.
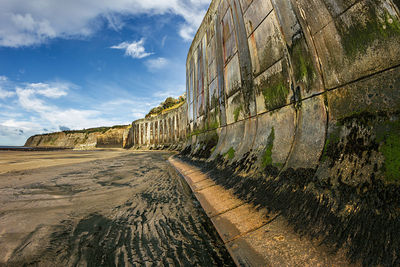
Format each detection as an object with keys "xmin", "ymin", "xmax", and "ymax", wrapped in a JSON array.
[
  {"xmin": 33, "ymin": 125, "xmax": 130, "ymax": 137},
  {"xmin": 63, "ymin": 125, "xmax": 129, "ymax": 134}
]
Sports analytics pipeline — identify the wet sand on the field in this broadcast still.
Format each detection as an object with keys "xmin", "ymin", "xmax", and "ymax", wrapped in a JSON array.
[
  {"xmin": 0, "ymin": 149, "xmax": 129, "ymax": 174},
  {"xmin": 0, "ymin": 150, "xmax": 234, "ymax": 266}
]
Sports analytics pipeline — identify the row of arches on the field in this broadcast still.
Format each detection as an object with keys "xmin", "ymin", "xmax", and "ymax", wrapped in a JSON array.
[{"xmin": 130, "ymin": 105, "xmax": 187, "ymax": 147}]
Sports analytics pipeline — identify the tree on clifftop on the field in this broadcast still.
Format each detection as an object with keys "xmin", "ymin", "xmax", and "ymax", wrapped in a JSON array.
[
  {"xmin": 162, "ymin": 97, "xmax": 177, "ymax": 109},
  {"xmin": 145, "ymin": 95, "xmax": 185, "ymax": 118}
]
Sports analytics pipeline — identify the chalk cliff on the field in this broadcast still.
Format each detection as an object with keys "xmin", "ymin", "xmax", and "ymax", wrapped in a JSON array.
[{"xmin": 25, "ymin": 126, "xmax": 131, "ymax": 149}]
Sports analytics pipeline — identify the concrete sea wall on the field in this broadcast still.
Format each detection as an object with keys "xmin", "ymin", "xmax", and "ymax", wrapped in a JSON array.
[
  {"xmin": 126, "ymin": 103, "xmax": 187, "ymax": 150},
  {"xmin": 130, "ymin": 0, "xmax": 400, "ymax": 264}
]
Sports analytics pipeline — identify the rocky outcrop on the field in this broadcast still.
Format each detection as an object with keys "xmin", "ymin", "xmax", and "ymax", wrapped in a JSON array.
[{"xmin": 25, "ymin": 126, "xmax": 131, "ymax": 149}]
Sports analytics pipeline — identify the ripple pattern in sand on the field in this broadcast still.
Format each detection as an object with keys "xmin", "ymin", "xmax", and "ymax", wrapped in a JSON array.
[{"xmin": 0, "ymin": 152, "xmax": 234, "ymax": 266}]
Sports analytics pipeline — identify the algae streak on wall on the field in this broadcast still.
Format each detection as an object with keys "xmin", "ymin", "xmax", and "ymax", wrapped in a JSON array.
[
  {"xmin": 130, "ymin": 0, "xmax": 400, "ymax": 265},
  {"xmin": 25, "ymin": 126, "xmax": 131, "ymax": 149}
]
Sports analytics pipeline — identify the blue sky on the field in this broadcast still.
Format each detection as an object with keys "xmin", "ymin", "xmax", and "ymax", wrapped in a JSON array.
[{"xmin": 0, "ymin": 0, "xmax": 210, "ymax": 145}]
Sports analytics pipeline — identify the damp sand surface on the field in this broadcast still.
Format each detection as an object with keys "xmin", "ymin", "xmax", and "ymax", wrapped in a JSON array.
[{"xmin": 0, "ymin": 150, "xmax": 234, "ymax": 266}]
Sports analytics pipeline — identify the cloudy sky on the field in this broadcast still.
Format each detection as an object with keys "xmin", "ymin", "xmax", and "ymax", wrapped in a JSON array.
[{"xmin": 0, "ymin": 0, "xmax": 210, "ymax": 145}]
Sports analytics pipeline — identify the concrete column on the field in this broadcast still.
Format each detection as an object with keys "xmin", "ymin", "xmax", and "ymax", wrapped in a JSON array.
[
  {"xmin": 148, "ymin": 122, "xmax": 151, "ymax": 145},
  {"xmin": 170, "ymin": 116, "xmax": 174, "ymax": 142},
  {"xmin": 172, "ymin": 117, "xmax": 175, "ymax": 142},
  {"xmin": 171, "ymin": 117, "xmax": 174, "ymax": 142},
  {"xmin": 138, "ymin": 123, "xmax": 142, "ymax": 146},
  {"xmin": 134, "ymin": 124, "xmax": 137, "ymax": 146},
  {"xmin": 157, "ymin": 121, "xmax": 160, "ymax": 145},
  {"xmin": 176, "ymin": 114, "xmax": 179, "ymax": 141},
  {"xmin": 131, "ymin": 123, "xmax": 135, "ymax": 145},
  {"xmin": 152, "ymin": 121, "xmax": 155, "ymax": 145},
  {"xmin": 140, "ymin": 123, "xmax": 146, "ymax": 145},
  {"xmin": 169, "ymin": 117, "xmax": 173, "ymax": 143},
  {"xmin": 144, "ymin": 122, "xmax": 150, "ymax": 145},
  {"xmin": 149, "ymin": 122, "xmax": 152, "ymax": 145},
  {"xmin": 142, "ymin": 123, "xmax": 145, "ymax": 145},
  {"xmin": 143, "ymin": 123, "xmax": 146, "ymax": 145},
  {"xmin": 165, "ymin": 118, "xmax": 168, "ymax": 143},
  {"xmin": 140, "ymin": 125, "xmax": 142, "ymax": 145},
  {"xmin": 137, "ymin": 125, "xmax": 139, "ymax": 145},
  {"xmin": 136, "ymin": 125, "xmax": 139, "ymax": 146},
  {"xmin": 159, "ymin": 120, "xmax": 162, "ymax": 144},
  {"xmin": 163, "ymin": 119, "xmax": 166, "ymax": 143},
  {"xmin": 134, "ymin": 125, "xmax": 137, "ymax": 146}
]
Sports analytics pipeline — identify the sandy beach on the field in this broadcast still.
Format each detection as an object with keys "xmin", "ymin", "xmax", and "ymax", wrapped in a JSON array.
[{"xmin": 0, "ymin": 150, "xmax": 233, "ymax": 266}]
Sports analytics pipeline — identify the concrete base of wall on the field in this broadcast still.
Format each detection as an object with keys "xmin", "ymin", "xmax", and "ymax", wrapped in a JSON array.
[{"xmin": 169, "ymin": 156, "xmax": 354, "ymax": 266}]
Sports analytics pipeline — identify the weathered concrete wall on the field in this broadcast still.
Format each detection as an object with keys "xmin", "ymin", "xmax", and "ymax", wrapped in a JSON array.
[
  {"xmin": 128, "ymin": 103, "xmax": 187, "ymax": 150},
  {"xmin": 122, "ymin": 0, "xmax": 400, "ymax": 265},
  {"xmin": 183, "ymin": 0, "xmax": 400, "ymax": 167},
  {"xmin": 173, "ymin": 0, "xmax": 400, "ymax": 265}
]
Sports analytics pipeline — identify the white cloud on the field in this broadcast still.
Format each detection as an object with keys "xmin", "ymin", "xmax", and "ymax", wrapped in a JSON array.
[
  {"xmin": 0, "ymin": 0, "xmax": 211, "ymax": 47},
  {"xmin": 28, "ymin": 82, "xmax": 68, "ymax": 98},
  {"xmin": 111, "ymin": 38, "xmax": 153, "ymax": 59},
  {"xmin": 145, "ymin": 57, "xmax": 169, "ymax": 70},
  {"xmin": 16, "ymin": 87, "xmax": 49, "ymax": 112},
  {"xmin": 132, "ymin": 112, "xmax": 145, "ymax": 120},
  {"xmin": 103, "ymin": 13, "xmax": 125, "ymax": 31},
  {"xmin": 0, "ymin": 88, "xmax": 15, "ymax": 99},
  {"xmin": 152, "ymin": 85, "xmax": 185, "ymax": 99},
  {"xmin": 0, "ymin": 76, "xmax": 8, "ymax": 81},
  {"xmin": 0, "ymin": 119, "xmax": 44, "ymax": 146},
  {"xmin": 161, "ymin": 36, "xmax": 167, "ymax": 47},
  {"xmin": 179, "ymin": 23, "xmax": 198, "ymax": 41}
]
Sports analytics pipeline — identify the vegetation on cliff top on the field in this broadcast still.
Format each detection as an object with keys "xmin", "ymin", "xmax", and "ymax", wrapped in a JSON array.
[
  {"xmin": 33, "ymin": 125, "xmax": 129, "ymax": 137},
  {"xmin": 145, "ymin": 95, "xmax": 185, "ymax": 118}
]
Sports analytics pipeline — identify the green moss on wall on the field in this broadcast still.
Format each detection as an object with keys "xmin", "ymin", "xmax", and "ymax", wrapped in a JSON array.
[
  {"xmin": 339, "ymin": 7, "xmax": 400, "ymax": 59},
  {"xmin": 262, "ymin": 81, "xmax": 290, "ymax": 111},
  {"xmin": 208, "ymin": 107, "xmax": 220, "ymax": 130},
  {"xmin": 261, "ymin": 127, "xmax": 275, "ymax": 168},
  {"xmin": 290, "ymin": 39, "xmax": 316, "ymax": 91},
  {"xmin": 233, "ymin": 105, "xmax": 242, "ymax": 122},
  {"xmin": 209, "ymin": 119, "xmax": 219, "ymax": 130},
  {"xmin": 321, "ymin": 126, "xmax": 341, "ymax": 162},
  {"xmin": 376, "ymin": 119, "xmax": 400, "ymax": 182},
  {"xmin": 380, "ymin": 133, "xmax": 400, "ymax": 182},
  {"xmin": 211, "ymin": 145, "xmax": 217, "ymax": 154},
  {"xmin": 256, "ymin": 59, "xmax": 290, "ymax": 111},
  {"xmin": 224, "ymin": 147, "xmax": 235, "ymax": 160}
]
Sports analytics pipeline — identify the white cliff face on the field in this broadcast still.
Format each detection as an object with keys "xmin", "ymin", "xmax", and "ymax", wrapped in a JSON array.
[{"xmin": 25, "ymin": 126, "xmax": 131, "ymax": 149}]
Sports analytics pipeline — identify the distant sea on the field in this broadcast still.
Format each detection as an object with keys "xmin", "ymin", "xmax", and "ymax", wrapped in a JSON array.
[
  {"xmin": 0, "ymin": 146, "xmax": 31, "ymax": 150},
  {"xmin": 0, "ymin": 146, "xmax": 69, "ymax": 151}
]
